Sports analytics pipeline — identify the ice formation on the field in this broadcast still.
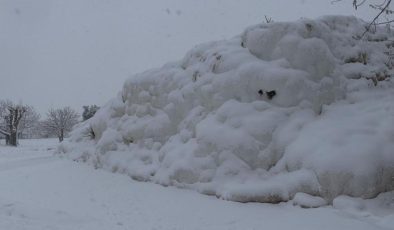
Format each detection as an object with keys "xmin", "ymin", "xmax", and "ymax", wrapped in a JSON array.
[{"xmin": 61, "ymin": 16, "xmax": 394, "ymax": 203}]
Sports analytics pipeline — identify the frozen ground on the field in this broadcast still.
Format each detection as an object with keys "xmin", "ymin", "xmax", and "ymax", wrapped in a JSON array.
[{"xmin": 0, "ymin": 139, "xmax": 393, "ymax": 230}]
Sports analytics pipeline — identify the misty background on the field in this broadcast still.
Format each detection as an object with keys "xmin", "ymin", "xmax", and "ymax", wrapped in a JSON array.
[{"xmin": 0, "ymin": 0, "xmax": 375, "ymax": 115}]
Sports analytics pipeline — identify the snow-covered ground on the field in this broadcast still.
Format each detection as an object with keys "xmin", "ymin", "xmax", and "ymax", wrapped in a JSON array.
[{"xmin": 0, "ymin": 139, "xmax": 393, "ymax": 230}]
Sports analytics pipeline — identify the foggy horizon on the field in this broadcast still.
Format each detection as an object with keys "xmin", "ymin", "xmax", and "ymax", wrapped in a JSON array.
[{"xmin": 1, "ymin": 0, "xmax": 375, "ymax": 116}]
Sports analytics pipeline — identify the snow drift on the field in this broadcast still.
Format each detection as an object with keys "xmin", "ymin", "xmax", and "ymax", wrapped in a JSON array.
[{"xmin": 60, "ymin": 16, "xmax": 394, "ymax": 203}]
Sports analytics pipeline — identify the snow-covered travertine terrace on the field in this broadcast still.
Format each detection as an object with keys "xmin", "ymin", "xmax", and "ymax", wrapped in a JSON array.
[{"xmin": 61, "ymin": 16, "xmax": 394, "ymax": 203}]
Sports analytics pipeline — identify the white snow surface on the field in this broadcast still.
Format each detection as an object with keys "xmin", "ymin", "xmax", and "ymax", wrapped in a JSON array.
[
  {"xmin": 62, "ymin": 16, "xmax": 394, "ymax": 203},
  {"xmin": 292, "ymin": 192, "xmax": 328, "ymax": 208},
  {"xmin": 1, "ymin": 139, "xmax": 394, "ymax": 230}
]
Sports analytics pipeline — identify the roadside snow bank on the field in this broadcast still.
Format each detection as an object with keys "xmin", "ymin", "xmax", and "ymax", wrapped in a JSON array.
[{"xmin": 60, "ymin": 16, "xmax": 394, "ymax": 203}]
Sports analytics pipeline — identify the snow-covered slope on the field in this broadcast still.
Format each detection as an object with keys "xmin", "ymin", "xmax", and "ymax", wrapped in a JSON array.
[{"xmin": 61, "ymin": 16, "xmax": 394, "ymax": 203}]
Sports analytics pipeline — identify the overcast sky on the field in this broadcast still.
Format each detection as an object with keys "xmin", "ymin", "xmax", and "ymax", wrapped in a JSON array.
[{"xmin": 0, "ymin": 0, "xmax": 376, "ymax": 115}]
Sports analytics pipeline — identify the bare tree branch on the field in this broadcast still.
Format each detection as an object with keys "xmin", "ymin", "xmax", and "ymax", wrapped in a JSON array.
[
  {"xmin": 0, "ymin": 129, "xmax": 9, "ymax": 136},
  {"xmin": 360, "ymin": 0, "xmax": 392, "ymax": 38}
]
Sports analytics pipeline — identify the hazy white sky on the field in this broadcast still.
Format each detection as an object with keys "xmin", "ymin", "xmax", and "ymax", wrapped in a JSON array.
[{"xmin": 0, "ymin": 0, "xmax": 376, "ymax": 115}]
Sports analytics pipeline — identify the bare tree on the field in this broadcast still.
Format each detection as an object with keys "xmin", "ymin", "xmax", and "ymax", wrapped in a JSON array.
[
  {"xmin": 356, "ymin": 0, "xmax": 392, "ymax": 37},
  {"xmin": 18, "ymin": 106, "xmax": 40, "ymax": 139},
  {"xmin": 42, "ymin": 107, "xmax": 79, "ymax": 142},
  {"xmin": 0, "ymin": 101, "xmax": 7, "ymax": 139},
  {"xmin": 333, "ymin": 0, "xmax": 393, "ymax": 38},
  {"xmin": 0, "ymin": 100, "xmax": 27, "ymax": 146}
]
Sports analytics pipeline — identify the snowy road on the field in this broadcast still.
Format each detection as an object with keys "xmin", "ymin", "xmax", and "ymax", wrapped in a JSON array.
[{"xmin": 0, "ymin": 139, "xmax": 392, "ymax": 230}]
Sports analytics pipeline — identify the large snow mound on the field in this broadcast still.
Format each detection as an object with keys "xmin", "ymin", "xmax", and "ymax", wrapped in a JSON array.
[{"xmin": 61, "ymin": 16, "xmax": 394, "ymax": 203}]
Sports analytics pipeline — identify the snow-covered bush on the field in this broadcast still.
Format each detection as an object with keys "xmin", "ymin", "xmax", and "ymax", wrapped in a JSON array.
[{"xmin": 60, "ymin": 16, "xmax": 394, "ymax": 203}]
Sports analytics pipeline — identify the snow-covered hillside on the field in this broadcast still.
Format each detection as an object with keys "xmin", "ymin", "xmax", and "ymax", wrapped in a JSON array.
[{"xmin": 61, "ymin": 16, "xmax": 394, "ymax": 203}]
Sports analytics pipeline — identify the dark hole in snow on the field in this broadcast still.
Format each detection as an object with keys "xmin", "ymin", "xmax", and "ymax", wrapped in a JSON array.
[
  {"xmin": 266, "ymin": 90, "xmax": 276, "ymax": 99},
  {"xmin": 305, "ymin": 23, "xmax": 313, "ymax": 32}
]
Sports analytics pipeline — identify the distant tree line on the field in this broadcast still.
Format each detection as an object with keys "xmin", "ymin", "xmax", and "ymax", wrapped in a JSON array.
[{"xmin": 0, "ymin": 100, "xmax": 99, "ymax": 146}]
